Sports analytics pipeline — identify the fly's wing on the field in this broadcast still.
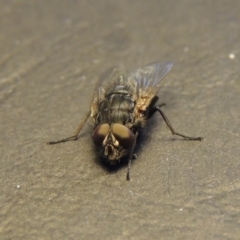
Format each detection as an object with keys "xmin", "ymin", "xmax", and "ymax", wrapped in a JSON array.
[
  {"xmin": 93, "ymin": 65, "xmax": 126, "ymax": 99},
  {"xmin": 128, "ymin": 62, "xmax": 173, "ymax": 96},
  {"xmin": 128, "ymin": 62, "xmax": 173, "ymax": 112},
  {"xmin": 97, "ymin": 65, "xmax": 128, "ymax": 99},
  {"xmin": 91, "ymin": 65, "xmax": 127, "ymax": 119}
]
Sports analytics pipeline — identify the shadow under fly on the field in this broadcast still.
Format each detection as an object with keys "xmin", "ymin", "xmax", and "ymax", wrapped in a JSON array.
[{"xmin": 47, "ymin": 62, "xmax": 203, "ymax": 180}]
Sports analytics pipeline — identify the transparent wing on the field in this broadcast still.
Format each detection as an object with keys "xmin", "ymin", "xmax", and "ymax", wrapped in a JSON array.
[
  {"xmin": 107, "ymin": 65, "xmax": 126, "ymax": 84},
  {"xmin": 128, "ymin": 62, "xmax": 173, "ymax": 96},
  {"xmin": 93, "ymin": 65, "xmax": 125, "ymax": 100}
]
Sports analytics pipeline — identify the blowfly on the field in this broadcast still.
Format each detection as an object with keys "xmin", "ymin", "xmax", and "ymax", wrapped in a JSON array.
[{"xmin": 47, "ymin": 62, "xmax": 203, "ymax": 180}]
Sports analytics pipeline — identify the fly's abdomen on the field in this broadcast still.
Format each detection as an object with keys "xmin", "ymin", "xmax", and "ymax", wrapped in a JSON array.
[{"xmin": 97, "ymin": 93, "xmax": 135, "ymax": 125}]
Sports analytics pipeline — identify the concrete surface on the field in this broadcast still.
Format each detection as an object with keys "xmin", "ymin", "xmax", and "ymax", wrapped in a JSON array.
[{"xmin": 1, "ymin": 0, "xmax": 240, "ymax": 239}]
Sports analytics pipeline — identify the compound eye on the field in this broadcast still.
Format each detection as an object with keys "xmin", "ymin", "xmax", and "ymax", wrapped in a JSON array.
[
  {"xmin": 112, "ymin": 124, "xmax": 134, "ymax": 148},
  {"xmin": 92, "ymin": 124, "xmax": 110, "ymax": 147}
]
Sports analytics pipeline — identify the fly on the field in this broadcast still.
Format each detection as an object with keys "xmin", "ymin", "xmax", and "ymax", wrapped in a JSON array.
[{"xmin": 47, "ymin": 62, "xmax": 203, "ymax": 180}]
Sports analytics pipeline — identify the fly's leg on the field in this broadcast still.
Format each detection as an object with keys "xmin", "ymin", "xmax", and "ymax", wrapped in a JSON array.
[
  {"xmin": 126, "ymin": 131, "xmax": 139, "ymax": 181},
  {"xmin": 151, "ymin": 105, "xmax": 203, "ymax": 141},
  {"xmin": 47, "ymin": 110, "xmax": 91, "ymax": 145}
]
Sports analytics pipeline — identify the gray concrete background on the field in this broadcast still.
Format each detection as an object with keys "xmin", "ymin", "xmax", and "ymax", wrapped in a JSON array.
[{"xmin": 1, "ymin": 0, "xmax": 240, "ymax": 239}]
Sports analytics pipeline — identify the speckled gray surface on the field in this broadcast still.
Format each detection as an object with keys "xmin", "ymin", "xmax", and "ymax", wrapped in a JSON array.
[{"xmin": 1, "ymin": 1, "xmax": 240, "ymax": 239}]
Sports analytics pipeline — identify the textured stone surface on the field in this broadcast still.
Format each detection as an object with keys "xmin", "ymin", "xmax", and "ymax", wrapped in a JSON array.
[{"xmin": 1, "ymin": 1, "xmax": 240, "ymax": 239}]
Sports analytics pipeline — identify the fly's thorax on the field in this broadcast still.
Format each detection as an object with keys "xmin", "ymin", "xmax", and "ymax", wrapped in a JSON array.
[
  {"xmin": 92, "ymin": 123, "xmax": 134, "ymax": 162},
  {"xmin": 96, "ymin": 92, "xmax": 136, "ymax": 126}
]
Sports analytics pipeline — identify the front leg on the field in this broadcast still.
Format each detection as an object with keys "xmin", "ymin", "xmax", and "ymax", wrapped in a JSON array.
[
  {"xmin": 149, "ymin": 105, "xmax": 203, "ymax": 141},
  {"xmin": 47, "ymin": 110, "xmax": 91, "ymax": 145},
  {"xmin": 126, "ymin": 131, "xmax": 139, "ymax": 181}
]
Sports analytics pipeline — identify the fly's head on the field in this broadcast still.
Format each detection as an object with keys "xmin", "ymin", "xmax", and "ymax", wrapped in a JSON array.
[{"xmin": 92, "ymin": 123, "xmax": 134, "ymax": 163}]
